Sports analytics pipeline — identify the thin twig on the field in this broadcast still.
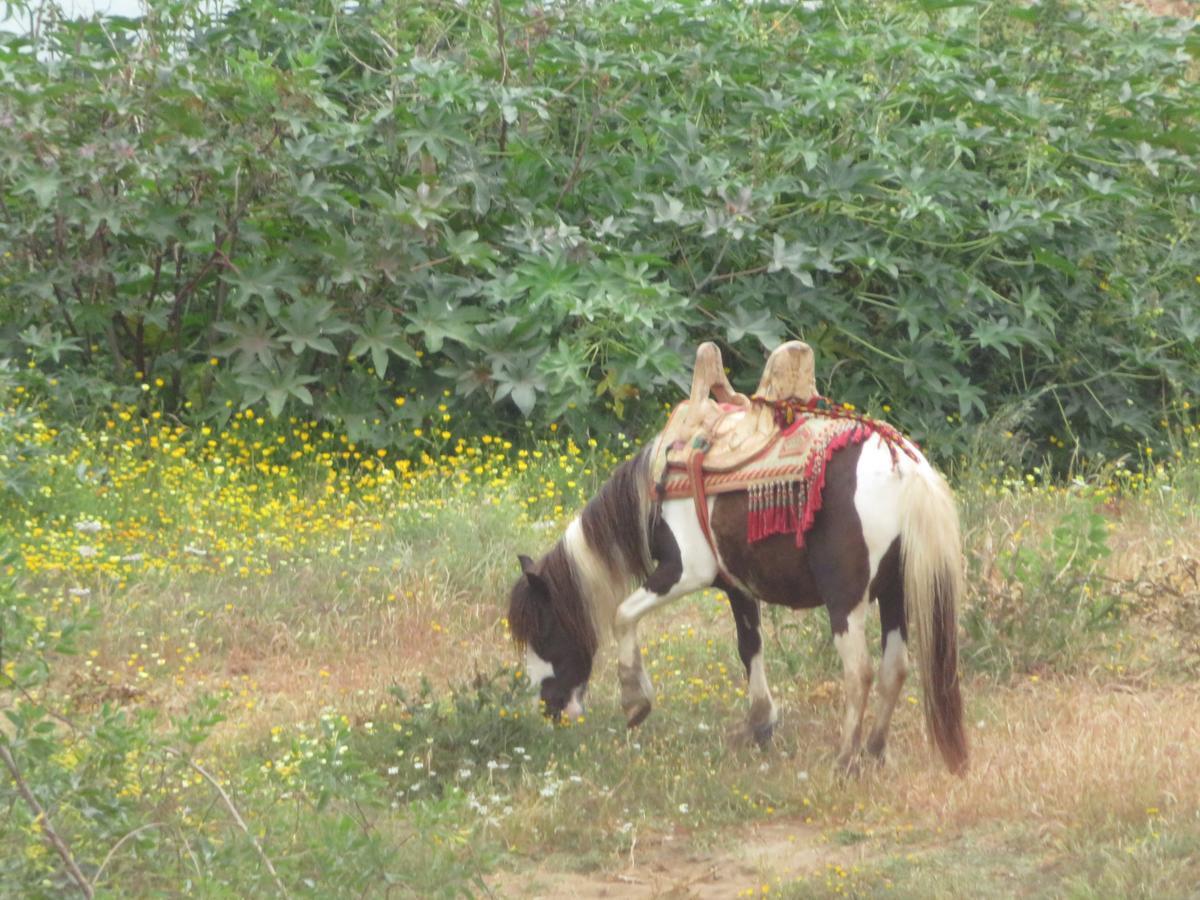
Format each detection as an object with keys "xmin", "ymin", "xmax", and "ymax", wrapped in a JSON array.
[
  {"xmin": 493, "ymin": 0, "xmax": 510, "ymax": 85},
  {"xmin": 554, "ymin": 114, "xmax": 593, "ymax": 212},
  {"xmin": 410, "ymin": 255, "xmax": 453, "ymax": 272},
  {"xmin": 0, "ymin": 743, "xmax": 95, "ymax": 899},
  {"xmin": 93, "ymin": 822, "xmax": 162, "ymax": 885},
  {"xmin": 703, "ymin": 264, "xmax": 769, "ymax": 286},
  {"xmin": 164, "ymin": 749, "xmax": 289, "ymax": 898},
  {"xmin": 176, "ymin": 825, "xmax": 203, "ymax": 878},
  {"xmin": 493, "ymin": 0, "xmax": 510, "ymax": 152}
]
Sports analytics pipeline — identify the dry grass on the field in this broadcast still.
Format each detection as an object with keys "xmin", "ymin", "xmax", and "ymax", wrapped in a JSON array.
[
  {"xmin": 16, "ymin": 412, "xmax": 1200, "ymax": 895},
  {"xmin": 891, "ymin": 680, "xmax": 1200, "ymax": 828}
]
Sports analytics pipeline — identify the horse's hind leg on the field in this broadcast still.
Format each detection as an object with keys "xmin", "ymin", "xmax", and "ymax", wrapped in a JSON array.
[
  {"xmin": 725, "ymin": 585, "xmax": 777, "ymax": 745},
  {"xmin": 866, "ymin": 540, "xmax": 908, "ymax": 761},
  {"xmin": 831, "ymin": 597, "xmax": 873, "ymax": 769},
  {"xmin": 806, "ymin": 517, "xmax": 873, "ymax": 768}
]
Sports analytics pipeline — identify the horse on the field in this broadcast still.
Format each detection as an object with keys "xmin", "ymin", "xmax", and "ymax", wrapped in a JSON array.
[{"xmin": 507, "ymin": 426, "xmax": 968, "ymax": 775}]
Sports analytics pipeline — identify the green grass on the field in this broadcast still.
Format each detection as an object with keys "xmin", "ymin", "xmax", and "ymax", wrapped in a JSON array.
[{"xmin": 3, "ymin": 405, "xmax": 1200, "ymax": 897}]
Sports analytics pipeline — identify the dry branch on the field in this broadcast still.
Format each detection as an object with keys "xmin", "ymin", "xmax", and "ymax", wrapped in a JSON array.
[
  {"xmin": 0, "ymin": 743, "xmax": 95, "ymax": 899},
  {"xmin": 165, "ymin": 748, "xmax": 289, "ymax": 899}
]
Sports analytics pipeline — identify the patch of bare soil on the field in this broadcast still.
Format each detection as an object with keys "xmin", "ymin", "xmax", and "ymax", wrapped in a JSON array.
[
  {"xmin": 1139, "ymin": 0, "xmax": 1195, "ymax": 16},
  {"xmin": 488, "ymin": 822, "xmax": 860, "ymax": 899}
]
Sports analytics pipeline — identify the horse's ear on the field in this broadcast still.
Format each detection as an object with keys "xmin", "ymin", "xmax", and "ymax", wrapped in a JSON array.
[{"xmin": 517, "ymin": 554, "xmax": 551, "ymax": 604}]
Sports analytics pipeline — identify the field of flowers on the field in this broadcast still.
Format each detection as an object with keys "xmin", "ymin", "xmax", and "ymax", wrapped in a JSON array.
[{"xmin": 3, "ymin": 388, "xmax": 1200, "ymax": 897}]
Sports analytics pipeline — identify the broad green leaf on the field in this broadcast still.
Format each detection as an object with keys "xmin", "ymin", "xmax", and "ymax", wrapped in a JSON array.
[
  {"xmin": 405, "ymin": 300, "xmax": 487, "ymax": 354},
  {"xmin": 349, "ymin": 309, "xmax": 418, "ymax": 378},
  {"xmin": 277, "ymin": 298, "xmax": 347, "ymax": 356}
]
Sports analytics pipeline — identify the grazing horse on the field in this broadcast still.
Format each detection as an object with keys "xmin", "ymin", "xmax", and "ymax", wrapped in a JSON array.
[{"xmin": 508, "ymin": 428, "xmax": 968, "ymax": 774}]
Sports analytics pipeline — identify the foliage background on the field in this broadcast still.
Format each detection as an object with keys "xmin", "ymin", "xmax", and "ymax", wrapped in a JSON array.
[
  {"xmin": 2, "ymin": 1, "xmax": 1200, "ymax": 895},
  {"xmin": 1, "ymin": 0, "xmax": 1197, "ymax": 459}
]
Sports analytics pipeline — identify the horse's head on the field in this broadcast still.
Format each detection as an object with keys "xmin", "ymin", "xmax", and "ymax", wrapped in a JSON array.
[{"xmin": 508, "ymin": 553, "xmax": 594, "ymax": 719}]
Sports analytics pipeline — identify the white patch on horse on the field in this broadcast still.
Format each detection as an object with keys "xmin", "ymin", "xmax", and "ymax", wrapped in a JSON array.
[
  {"xmin": 661, "ymin": 498, "xmax": 721, "ymax": 588},
  {"xmin": 705, "ymin": 496, "xmax": 758, "ymax": 597},
  {"xmin": 853, "ymin": 435, "xmax": 911, "ymax": 579},
  {"xmin": 613, "ymin": 502, "xmax": 718, "ymax": 632},
  {"xmin": 747, "ymin": 652, "xmax": 777, "ymax": 724},
  {"xmin": 563, "ymin": 516, "xmax": 626, "ymax": 639},
  {"xmin": 564, "ymin": 686, "xmax": 586, "ymax": 719},
  {"xmin": 612, "ymin": 499, "xmax": 720, "ymax": 676},
  {"xmin": 832, "ymin": 598, "xmax": 873, "ymax": 762},
  {"xmin": 879, "ymin": 627, "xmax": 907, "ymax": 684},
  {"xmin": 867, "ymin": 627, "xmax": 910, "ymax": 756},
  {"xmin": 524, "ymin": 648, "xmax": 555, "ymax": 687}
]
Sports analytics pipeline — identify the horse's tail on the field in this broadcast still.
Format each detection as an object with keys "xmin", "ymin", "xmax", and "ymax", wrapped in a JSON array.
[{"xmin": 899, "ymin": 464, "xmax": 968, "ymax": 775}]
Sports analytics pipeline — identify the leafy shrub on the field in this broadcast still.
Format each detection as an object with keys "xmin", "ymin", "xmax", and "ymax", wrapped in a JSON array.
[
  {"xmin": 1, "ymin": 0, "xmax": 1197, "ymax": 461},
  {"xmin": 963, "ymin": 500, "xmax": 1122, "ymax": 676}
]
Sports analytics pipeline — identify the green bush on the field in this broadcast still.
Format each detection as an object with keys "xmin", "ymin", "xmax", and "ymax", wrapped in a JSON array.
[{"xmin": 1, "ymin": 0, "xmax": 1197, "ymax": 460}]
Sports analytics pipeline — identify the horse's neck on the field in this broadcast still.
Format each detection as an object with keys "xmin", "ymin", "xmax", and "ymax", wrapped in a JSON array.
[{"xmin": 562, "ymin": 517, "xmax": 632, "ymax": 640}]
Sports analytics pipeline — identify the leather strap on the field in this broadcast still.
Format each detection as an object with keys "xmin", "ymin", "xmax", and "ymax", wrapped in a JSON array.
[{"xmin": 686, "ymin": 438, "xmax": 733, "ymax": 583}]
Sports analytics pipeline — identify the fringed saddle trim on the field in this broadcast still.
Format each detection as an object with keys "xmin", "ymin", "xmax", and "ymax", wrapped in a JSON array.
[{"xmin": 658, "ymin": 403, "xmax": 921, "ymax": 549}]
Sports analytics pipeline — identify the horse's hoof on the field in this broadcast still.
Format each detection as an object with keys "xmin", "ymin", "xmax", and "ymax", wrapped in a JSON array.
[
  {"xmin": 865, "ymin": 734, "xmax": 887, "ymax": 760},
  {"xmin": 752, "ymin": 721, "xmax": 775, "ymax": 747},
  {"xmin": 836, "ymin": 750, "xmax": 863, "ymax": 776},
  {"xmin": 625, "ymin": 701, "xmax": 652, "ymax": 729}
]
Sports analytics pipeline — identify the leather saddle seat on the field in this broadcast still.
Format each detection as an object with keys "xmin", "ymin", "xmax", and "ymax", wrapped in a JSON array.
[{"xmin": 660, "ymin": 341, "xmax": 818, "ymax": 473}]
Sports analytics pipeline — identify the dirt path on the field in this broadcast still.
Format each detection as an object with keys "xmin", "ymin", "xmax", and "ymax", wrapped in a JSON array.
[{"xmin": 489, "ymin": 821, "xmax": 860, "ymax": 898}]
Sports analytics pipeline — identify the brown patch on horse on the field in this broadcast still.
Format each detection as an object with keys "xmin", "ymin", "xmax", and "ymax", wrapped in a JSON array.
[
  {"xmin": 710, "ymin": 442, "xmax": 869, "ymax": 619},
  {"xmin": 871, "ymin": 538, "xmax": 905, "ymax": 645}
]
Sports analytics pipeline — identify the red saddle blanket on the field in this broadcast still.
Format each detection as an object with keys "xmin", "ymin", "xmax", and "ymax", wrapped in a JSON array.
[{"xmin": 653, "ymin": 407, "xmax": 916, "ymax": 548}]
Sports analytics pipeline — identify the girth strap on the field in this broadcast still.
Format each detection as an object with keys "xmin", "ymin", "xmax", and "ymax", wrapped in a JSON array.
[{"xmin": 685, "ymin": 438, "xmax": 733, "ymax": 584}]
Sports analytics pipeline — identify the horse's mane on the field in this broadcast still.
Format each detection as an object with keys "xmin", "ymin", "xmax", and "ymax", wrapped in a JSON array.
[{"xmin": 509, "ymin": 445, "xmax": 655, "ymax": 653}]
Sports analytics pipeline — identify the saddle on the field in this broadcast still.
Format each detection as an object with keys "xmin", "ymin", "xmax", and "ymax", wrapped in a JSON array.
[
  {"xmin": 652, "ymin": 341, "xmax": 917, "ymax": 564},
  {"xmin": 659, "ymin": 340, "xmax": 817, "ymax": 473}
]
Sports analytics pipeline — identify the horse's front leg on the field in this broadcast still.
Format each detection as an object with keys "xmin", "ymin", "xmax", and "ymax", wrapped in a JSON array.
[
  {"xmin": 724, "ymin": 585, "xmax": 777, "ymax": 746},
  {"xmin": 614, "ymin": 578, "xmax": 701, "ymax": 728},
  {"xmin": 614, "ymin": 502, "xmax": 718, "ymax": 727},
  {"xmin": 614, "ymin": 587, "xmax": 664, "ymax": 728}
]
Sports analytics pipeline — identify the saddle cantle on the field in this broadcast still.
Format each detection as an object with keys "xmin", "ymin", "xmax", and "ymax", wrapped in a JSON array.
[{"xmin": 659, "ymin": 340, "xmax": 818, "ymax": 473}]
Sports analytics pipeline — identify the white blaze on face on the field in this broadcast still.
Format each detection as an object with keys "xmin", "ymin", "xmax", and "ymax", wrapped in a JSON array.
[{"xmin": 524, "ymin": 648, "xmax": 555, "ymax": 689}]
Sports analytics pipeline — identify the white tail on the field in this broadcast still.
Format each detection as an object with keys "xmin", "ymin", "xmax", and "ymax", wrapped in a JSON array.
[{"xmin": 899, "ymin": 466, "xmax": 968, "ymax": 774}]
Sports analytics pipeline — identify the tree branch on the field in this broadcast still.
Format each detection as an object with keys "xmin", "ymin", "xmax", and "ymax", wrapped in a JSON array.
[
  {"xmin": 493, "ymin": 0, "xmax": 509, "ymax": 151},
  {"xmin": 0, "ymin": 743, "xmax": 94, "ymax": 899},
  {"xmin": 164, "ymin": 749, "xmax": 289, "ymax": 898},
  {"xmin": 93, "ymin": 822, "xmax": 161, "ymax": 886}
]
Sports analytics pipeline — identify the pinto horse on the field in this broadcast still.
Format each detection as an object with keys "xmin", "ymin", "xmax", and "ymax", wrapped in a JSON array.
[{"xmin": 508, "ymin": 429, "xmax": 968, "ymax": 774}]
